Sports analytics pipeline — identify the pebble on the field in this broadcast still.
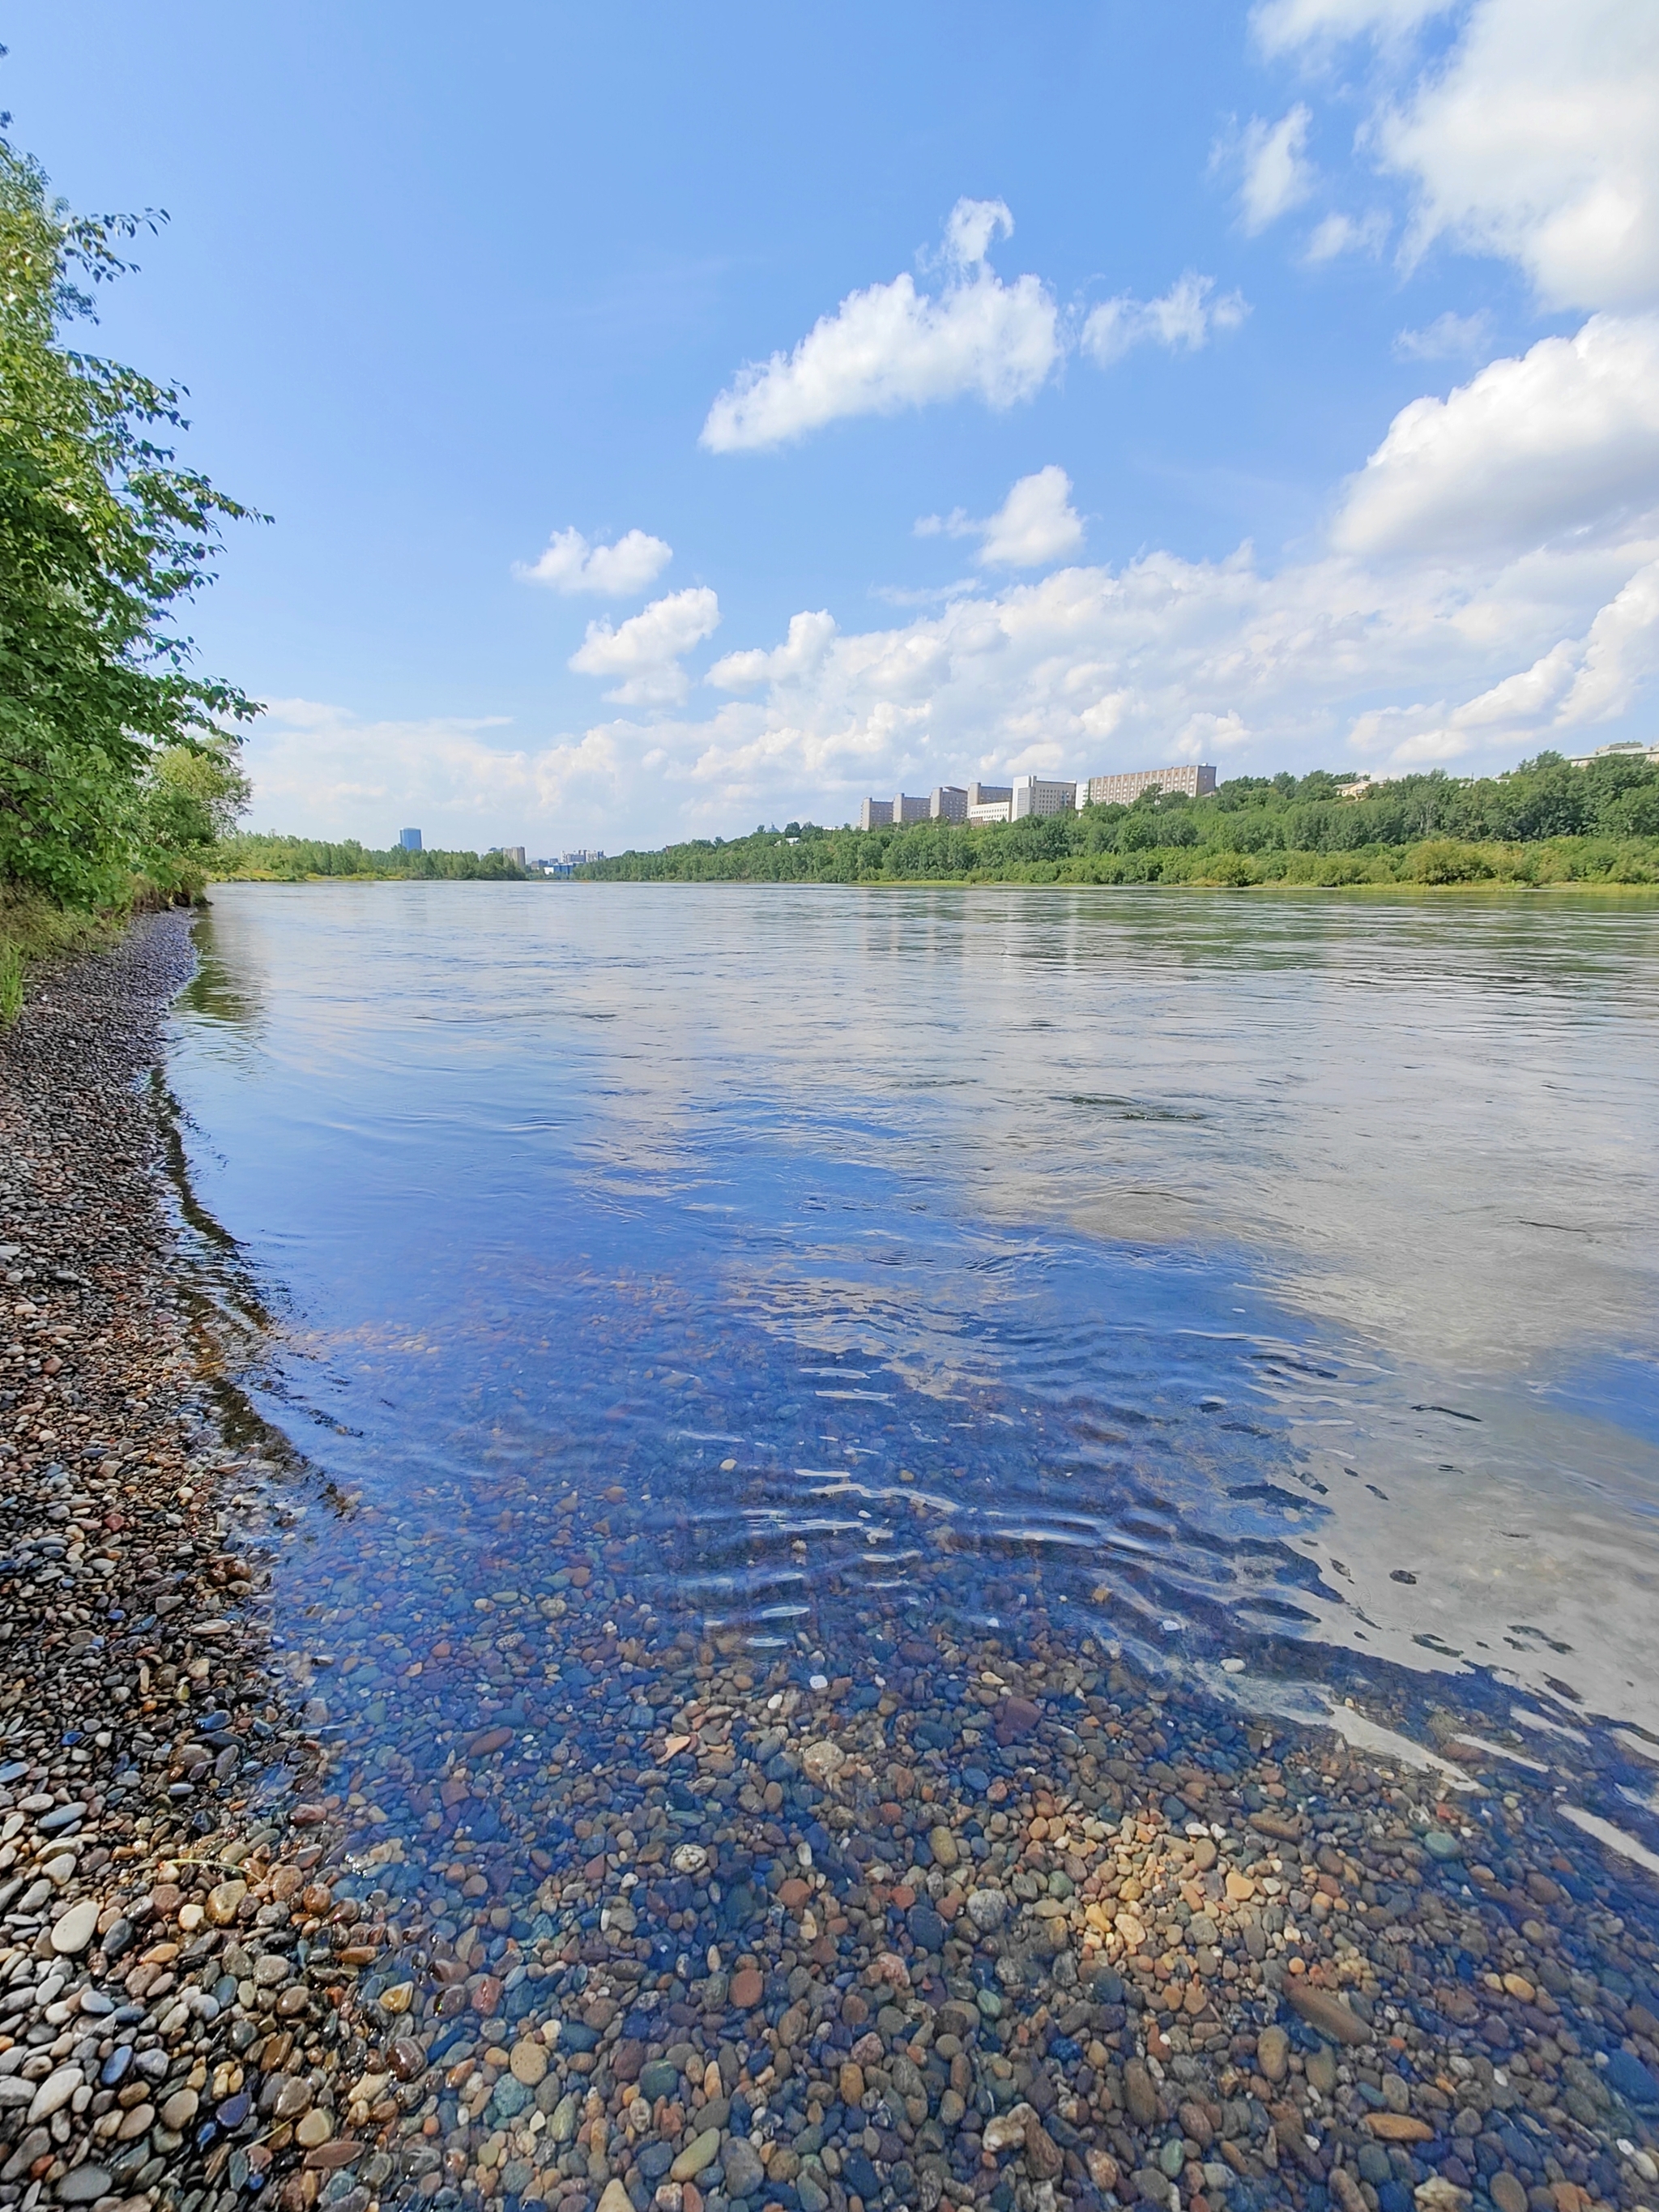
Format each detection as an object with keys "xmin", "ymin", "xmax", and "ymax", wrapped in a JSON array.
[{"xmin": 47, "ymin": 1893, "xmax": 99, "ymax": 1954}]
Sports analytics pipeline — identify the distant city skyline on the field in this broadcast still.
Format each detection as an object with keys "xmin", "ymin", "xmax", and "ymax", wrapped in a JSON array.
[{"xmin": 10, "ymin": 2, "xmax": 1657, "ymax": 849}]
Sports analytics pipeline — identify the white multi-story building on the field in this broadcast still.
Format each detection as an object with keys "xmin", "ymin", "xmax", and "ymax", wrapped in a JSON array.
[
  {"xmin": 1568, "ymin": 740, "xmax": 1659, "ymax": 769},
  {"xmin": 1013, "ymin": 775, "xmax": 1077, "ymax": 819},
  {"xmin": 1081, "ymin": 764, "xmax": 1216, "ymax": 807}
]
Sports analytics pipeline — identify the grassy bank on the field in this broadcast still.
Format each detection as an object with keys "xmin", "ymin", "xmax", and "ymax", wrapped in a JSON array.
[{"xmin": 0, "ymin": 876, "xmax": 202, "ymax": 1027}]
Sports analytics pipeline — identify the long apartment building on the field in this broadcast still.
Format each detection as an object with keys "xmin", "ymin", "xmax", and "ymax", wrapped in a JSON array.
[
  {"xmin": 1081, "ymin": 762, "xmax": 1216, "ymax": 805},
  {"xmin": 858, "ymin": 762, "xmax": 1215, "ymax": 829}
]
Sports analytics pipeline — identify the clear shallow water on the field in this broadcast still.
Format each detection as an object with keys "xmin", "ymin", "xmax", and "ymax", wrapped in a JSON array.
[{"xmin": 167, "ymin": 882, "xmax": 1659, "ymax": 1744}]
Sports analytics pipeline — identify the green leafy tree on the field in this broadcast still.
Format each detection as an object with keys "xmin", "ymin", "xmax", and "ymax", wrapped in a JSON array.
[{"xmin": 0, "ymin": 111, "xmax": 260, "ymax": 908}]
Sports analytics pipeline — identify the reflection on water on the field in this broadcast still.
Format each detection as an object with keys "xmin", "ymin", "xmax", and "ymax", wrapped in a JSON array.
[{"xmin": 168, "ymin": 884, "xmax": 1659, "ymax": 1740}]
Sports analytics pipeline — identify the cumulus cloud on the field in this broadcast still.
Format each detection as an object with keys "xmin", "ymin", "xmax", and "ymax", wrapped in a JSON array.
[
  {"xmin": 1379, "ymin": 0, "xmax": 1659, "ymax": 313},
  {"xmin": 237, "ymin": 701, "xmax": 626, "ymax": 843},
  {"xmin": 1260, "ymin": 0, "xmax": 1659, "ymax": 314},
  {"xmin": 916, "ymin": 466, "xmax": 1085, "ymax": 569},
  {"xmin": 1333, "ymin": 314, "xmax": 1659, "ymax": 557},
  {"xmin": 568, "ymin": 586, "xmax": 721, "ymax": 705},
  {"xmin": 1393, "ymin": 308, "xmax": 1495, "ymax": 360},
  {"xmin": 699, "ymin": 199, "xmax": 1060, "ymax": 451},
  {"xmin": 514, "ymin": 526, "xmax": 672, "ymax": 596},
  {"xmin": 1080, "ymin": 273, "xmax": 1250, "ymax": 365},
  {"xmin": 707, "ymin": 610, "xmax": 838, "ymax": 691},
  {"xmin": 1220, "ymin": 106, "xmax": 1316, "ymax": 233}
]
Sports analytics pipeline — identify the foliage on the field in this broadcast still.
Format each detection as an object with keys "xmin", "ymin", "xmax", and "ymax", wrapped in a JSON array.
[
  {"xmin": 582, "ymin": 754, "xmax": 1659, "ymax": 889},
  {"xmin": 0, "ymin": 120, "xmax": 259, "ymax": 911},
  {"xmin": 211, "ymin": 834, "xmax": 529, "ymax": 882}
]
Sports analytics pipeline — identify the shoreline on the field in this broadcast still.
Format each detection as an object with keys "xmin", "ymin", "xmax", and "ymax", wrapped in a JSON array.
[
  {"xmin": 200, "ymin": 878, "xmax": 1659, "ymax": 900},
  {"xmin": 2, "ymin": 920, "xmax": 1657, "ymax": 2212}
]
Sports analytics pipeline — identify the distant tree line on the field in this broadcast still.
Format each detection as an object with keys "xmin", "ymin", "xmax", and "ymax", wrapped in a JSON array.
[
  {"xmin": 580, "ymin": 754, "xmax": 1659, "ymax": 889},
  {"xmin": 211, "ymin": 835, "xmax": 527, "ymax": 882}
]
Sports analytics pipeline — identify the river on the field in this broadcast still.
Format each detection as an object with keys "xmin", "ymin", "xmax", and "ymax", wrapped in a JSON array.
[{"xmin": 155, "ymin": 879, "xmax": 1659, "ymax": 2209}]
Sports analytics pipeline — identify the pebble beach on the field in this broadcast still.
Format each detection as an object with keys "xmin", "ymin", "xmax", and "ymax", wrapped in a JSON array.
[{"xmin": 2, "ymin": 916, "xmax": 1658, "ymax": 2212}]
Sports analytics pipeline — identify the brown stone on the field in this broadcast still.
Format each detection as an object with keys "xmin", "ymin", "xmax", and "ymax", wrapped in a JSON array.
[
  {"xmin": 731, "ymin": 1966, "xmax": 764, "ymax": 2010},
  {"xmin": 1286, "ymin": 1982, "xmax": 1372, "ymax": 2046},
  {"xmin": 1367, "ymin": 2115, "xmax": 1434, "ymax": 2143},
  {"xmin": 1124, "ymin": 2059, "xmax": 1159, "ymax": 2129},
  {"xmin": 994, "ymin": 1696, "xmax": 1042, "ymax": 1743},
  {"xmin": 389, "ymin": 2038, "xmax": 426, "ymax": 2082},
  {"xmin": 510, "ymin": 2039, "xmax": 548, "ymax": 2086},
  {"xmin": 778, "ymin": 1878, "xmax": 810, "ymax": 1911},
  {"xmin": 1025, "ymin": 2114, "xmax": 1064, "ymax": 2181},
  {"xmin": 467, "ymin": 1725, "xmax": 515, "ymax": 1757},
  {"xmin": 1490, "ymin": 2177, "xmax": 1529, "ymax": 2212},
  {"xmin": 302, "ymin": 2140, "xmax": 360, "ymax": 2172}
]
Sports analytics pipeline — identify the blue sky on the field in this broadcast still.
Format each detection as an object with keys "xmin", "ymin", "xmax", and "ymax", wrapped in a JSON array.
[{"xmin": 9, "ymin": 1, "xmax": 1658, "ymax": 849}]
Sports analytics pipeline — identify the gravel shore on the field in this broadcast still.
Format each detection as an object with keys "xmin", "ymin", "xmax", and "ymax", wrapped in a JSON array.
[{"xmin": 2, "ymin": 917, "xmax": 1657, "ymax": 2212}]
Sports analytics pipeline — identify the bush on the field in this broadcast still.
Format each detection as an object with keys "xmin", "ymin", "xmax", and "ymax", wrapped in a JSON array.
[{"xmin": 1411, "ymin": 839, "xmax": 1494, "ymax": 884}]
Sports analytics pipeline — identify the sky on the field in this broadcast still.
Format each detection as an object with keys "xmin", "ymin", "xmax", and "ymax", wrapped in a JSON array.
[{"xmin": 9, "ymin": 1, "xmax": 1659, "ymax": 851}]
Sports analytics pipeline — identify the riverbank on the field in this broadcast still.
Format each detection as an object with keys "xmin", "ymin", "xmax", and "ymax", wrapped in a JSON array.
[
  {"xmin": 0, "ymin": 915, "xmax": 342, "ymax": 2212},
  {"xmin": 578, "ymin": 837, "xmax": 1659, "ymax": 892},
  {"xmin": 3, "ymin": 916, "xmax": 1659, "ymax": 2212}
]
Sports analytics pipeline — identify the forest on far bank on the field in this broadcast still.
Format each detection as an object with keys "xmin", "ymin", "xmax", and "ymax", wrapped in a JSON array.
[
  {"xmin": 211, "ymin": 835, "xmax": 527, "ymax": 882},
  {"xmin": 580, "ymin": 754, "xmax": 1659, "ymax": 888}
]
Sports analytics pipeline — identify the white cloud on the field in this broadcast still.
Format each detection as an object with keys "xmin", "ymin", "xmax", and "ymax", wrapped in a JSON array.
[
  {"xmin": 916, "ymin": 466, "xmax": 1085, "ymax": 570},
  {"xmin": 256, "ymin": 294, "xmax": 1659, "ymax": 846},
  {"xmin": 1080, "ymin": 273, "xmax": 1249, "ymax": 365},
  {"xmin": 707, "ymin": 610, "xmax": 837, "ymax": 691},
  {"xmin": 699, "ymin": 199, "xmax": 1060, "ymax": 451},
  {"xmin": 1304, "ymin": 211, "xmax": 1390, "ymax": 263},
  {"xmin": 1222, "ymin": 106, "xmax": 1316, "ymax": 233},
  {"xmin": 1334, "ymin": 314, "xmax": 1659, "ymax": 557},
  {"xmin": 1252, "ymin": 0, "xmax": 1452, "ymax": 53},
  {"xmin": 568, "ymin": 586, "xmax": 721, "ymax": 705},
  {"xmin": 514, "ymin": 525, "xmax": 672, "ymax": 596},
  {"xmin": 1260, "ymin": 0, "xmax": 1659, "ymax": 314},
  {"xmin": 1379, "ymin": 0, "xmax": 1659, "ymax": 312},
  {"xmin": 1393, "ymin": 308, "xmax": 1495, "ymax": 360},
  {"xmin": 237, "ymin": 701, "xmax": 627, "ymax": 845}
]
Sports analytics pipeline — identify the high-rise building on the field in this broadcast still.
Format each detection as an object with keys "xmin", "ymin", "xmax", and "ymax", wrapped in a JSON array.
[
  {"xmin": 1012, "ymin": 775, "xmax": 1077, "ymax": 819},
  {"xmin": 930, "ymin": 786, "xmax": 968, "ymax": 822},
  {"xmin": 399, "ymin": 827, "xmax": 422, "ymax": 852},
  {"xmin": 1081, "ymin": 764, "xmax": 1217, "ymax": 807},
  {"xmin": 859, "ymin": 798, "xmax": 896, "ymax": 831},
  {"xmin": 891, "ymin": 793, "xmax": 931, "ymax": 826},
  {"xmin": 501, "ymin": 846, "xmax": 527, "ymax": 869}
]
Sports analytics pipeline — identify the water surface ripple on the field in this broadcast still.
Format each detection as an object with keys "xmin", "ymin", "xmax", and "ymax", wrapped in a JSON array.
[{"xmin": 169, "ymin": 884, "xmax": 1659, "ymax": 1735}]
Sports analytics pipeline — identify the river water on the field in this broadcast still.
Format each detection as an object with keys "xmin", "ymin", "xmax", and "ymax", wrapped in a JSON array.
[
  {"xmin": 146, "ymin": 879, "xmax": 1659, "ymax": 2212},
  {"xmin": 166, "ymin": 884, "xmax": 1659, "ymax": 1759}
]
